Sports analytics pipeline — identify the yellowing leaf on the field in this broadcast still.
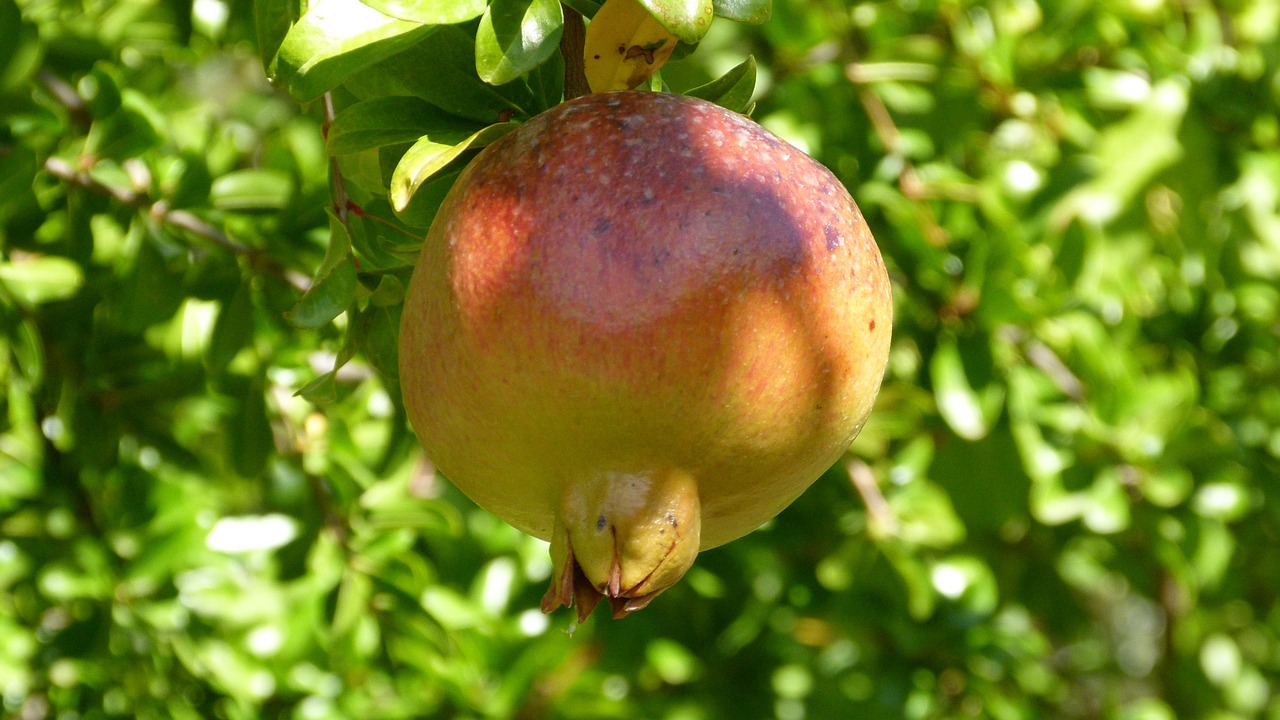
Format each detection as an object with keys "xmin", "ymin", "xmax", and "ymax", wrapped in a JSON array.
[{"xmin": 584, "ymin": 0, "xmax": 679, "ymax": 93}]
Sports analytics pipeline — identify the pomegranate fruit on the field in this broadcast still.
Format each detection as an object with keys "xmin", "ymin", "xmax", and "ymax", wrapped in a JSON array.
[{"xmin": 399, "ymin": 91, "xmax": 892, "ymax": 620}]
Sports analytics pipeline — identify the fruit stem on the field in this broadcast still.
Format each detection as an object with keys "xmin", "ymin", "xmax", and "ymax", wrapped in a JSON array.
[{"xmin": 560, "ymin": 5, "xmax": 591, "ymax": 100}]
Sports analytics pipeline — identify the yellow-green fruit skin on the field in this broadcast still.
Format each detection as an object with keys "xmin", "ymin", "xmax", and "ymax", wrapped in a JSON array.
[{"xmin": 399, "ymin": 91, "xmax": 892, "ymax": 609}]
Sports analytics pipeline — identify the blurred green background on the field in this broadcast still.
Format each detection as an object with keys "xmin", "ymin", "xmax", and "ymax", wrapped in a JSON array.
[{"xmin": 3, "ymin": 0, "xmax": 1280, "ymax": 718}]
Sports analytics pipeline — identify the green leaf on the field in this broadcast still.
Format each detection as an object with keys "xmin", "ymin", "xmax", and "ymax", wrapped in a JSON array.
[
  {"xmin": 205, "ymin": 283, "xmax": 254, "ymax": 376},
  {"xmin": 563, "ymin": 0, "xmax": 602, "ymax": 18},
  {"xmin": 326, "ymin": 96, "xmax": 481, "ymax": 155},
  {"xmin": 931, "ymin": 332, "xmax": 1004, "ymax": 441},
  {"xmin": 342, "ymin": 24, "xmax": 535, "ymax": 122},
  {"xmin": 352, "ymin": 277, "xmax": 403, "ymax": 388},
  {"xmin": 296, "ymin": 370, "xmax": 338, "ymax": 404},
  {"xmin": 526, "ymin": 39, "xmax": 565, "ymax": 112},
  {"xmin": 0, "ymin": 144, "xmax": 38, "ymax": 224},
  {"xmin": 684, "ymin": 55, "xmax": 756, "ymax": 113},
  {"xmin": 390, "ymin": 167, "xmax": 461, "ymax": 229},
  {"xmin": 210, "ymin": 169, "xmax": 294, "ymax": 211},
  {"xmin": 712, "ymin": 0, "xmax": 770, "ymax": 23},
  {"xmin": 638, "ymin": 0, "xmax": 714, "ymax": 44},
  {"xmin": 285, "ymin": 210, "xmax": 358, "ymax": 328},
  {"xmin": 230, "ymin": 375, "xmax": 273, "ymax": 477},
  {"xmin": 1050, "ymin": 80, "xmax": 1188, "ymax": 228},
  {"xmin": 929, "ymin": 555, "xmax": 998, "ymax": 617},
  {"xmin": 271, "ymin": 0, "xmax": 435, "ymax": 103},
  {"xmin": 254, "ymin": 0, "xmax": 296, "ymax": 72},
  {"xmin": 356, "ymin": 0, "xmax": 486, "ymax": 24},
  {"xmin": 116, "ymin": 235, "xmax": 184, "ymax": 332},
  {"xmin": 889, "ymin": 480, "xmax": 965, "ymax": 549},
  {"xmin": 84, "ymin": 104, "xmax": 160, "ymax": 160},
  {"xmin": 0, "ymin": 255, "xmax": 84, "ymax": 306},
  {"xmin": 77, "ymin": 67, "xmax": 122, "ymax": 119},
  {"xmin": 11, "ymin": 317, "xmax": 45, "ymax": 388},
  {"xmin": 0, "ymin": 0, "xmax": 41, "ymax": 91},
  {"xmin": 162, "ymin": 153, "xmax": 214, "ymax": 209},
  {"xmin": 389, "ymin": 122, "xmax": 517, "ymax": 212},
  {"xmin": 475, "ymin": 0, "xmax": 564, "ymax": 86}
]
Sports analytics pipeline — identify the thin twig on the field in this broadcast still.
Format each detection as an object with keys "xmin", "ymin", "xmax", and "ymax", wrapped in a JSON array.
[
  {"xmin": 321, "ymin": 93, "xmax": 352, "ymax": 228},
  {"xmin": 847, "ymin": 459, "xmax": 898, "ymax": 538},
  {"xmin": 42, "ymin": 156, "xmax": 310, "ymax": 291},
  {"xmin": 37, "ymin": 70, "xmax": 91, "ymax": 129}
]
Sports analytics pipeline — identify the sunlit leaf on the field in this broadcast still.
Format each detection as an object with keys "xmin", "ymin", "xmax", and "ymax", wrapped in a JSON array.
[
  {"xmin": 583, "ymin": 0, "xmax": 679, "ymax": 92},
  {"xmin": 931, "ymin": 332, "xmax": 1004, "ymax": 441},
  {"xmin": 357, "ymin": 0, "xmax": 485, "ymax": 24},
  {"xmin": 475, "ymin": 0, "xmax": 563, "ymax": 86},
  {"xmin": 711, "ymin": 0, "xmax": 769, "ymax": 23},
  {"xmin": 389, "ymin": 122, "xmax": 517, "ymax": 212},
  {"xmin": 636, "ymin": 0, "xmax": 713, "ymax": 43},
  {"xmin": 0, "ymin": 256, "xmax": 83, "ymax": 306},
  {"xmin": 271, "ymin": 0, "xmax": 435, "ymax": 102},
  {"xmin": 684, "ymin": 55, "xmax": 755, "ymax": 113}
]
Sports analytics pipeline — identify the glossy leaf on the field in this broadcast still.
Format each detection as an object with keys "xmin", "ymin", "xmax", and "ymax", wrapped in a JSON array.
[
  {"xmin": 684, "ymin": 55, "xmax": 755, "ymax": 113},
  {"xmin": 711, "ymin": 0, "xmax": 769, "ymax": 23},
  {"xmin": 475, "ymin": 0, "xmax": 564, "ymax": 86},
  {"xmin": 271, "ymin": 0, "xmax": 434, "ymax": 102},
  {"xmin": 389, "ymin": 122, "xmax": 517, "ymax": 212},
  {"xmin": 637, "ymin": 0, "xmax": 713, "ymax": 44}
]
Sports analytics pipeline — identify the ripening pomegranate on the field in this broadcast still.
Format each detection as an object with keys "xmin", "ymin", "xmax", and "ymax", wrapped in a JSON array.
[{"xmin": 399, "ymin": 91, "xmax": 892, "ymax": 620}]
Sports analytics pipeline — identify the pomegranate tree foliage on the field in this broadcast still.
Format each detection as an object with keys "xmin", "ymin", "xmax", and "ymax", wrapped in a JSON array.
[{"xmin": 2, "ymin": 0, "xmax": 1279, "ymax": 717}]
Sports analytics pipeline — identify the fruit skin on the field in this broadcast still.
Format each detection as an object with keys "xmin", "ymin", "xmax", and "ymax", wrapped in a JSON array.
[{"xmin": 399, "ymin": 91, "xmax": 891, "ymax": 618}]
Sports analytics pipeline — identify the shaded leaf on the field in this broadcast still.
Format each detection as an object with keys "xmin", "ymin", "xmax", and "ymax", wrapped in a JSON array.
[
  {"xmin": 342, "ymin": 24, "xmax": 534, "ymax": 122},
  {"xmin": 231, "ymin": 378, "xmax": 273, "ymax": 478},
  {"xmin": 563, "ymin": 0, "xmax": 603, "ymax": 18},
  {"xmin": 285, "ymin": 210, "xmax": 358, "ymax": 328},
  {"xmin": 254, "ymin": 0, "xmax": 296, "ymax": 71},
  {"xmin": 205, "ymin": 283, "xmax": 254, "ymax": 376},
  {"xmin": 326, "ymin": 96, "xmax": 480, "ymax": 155},
  {"xmin": 84, "ymin": 104, "xmax": 160, "ymax": 160}
]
